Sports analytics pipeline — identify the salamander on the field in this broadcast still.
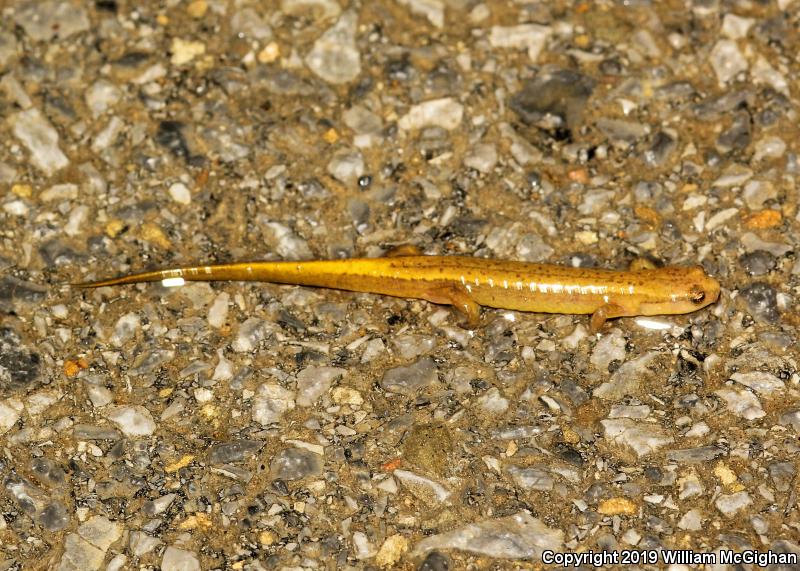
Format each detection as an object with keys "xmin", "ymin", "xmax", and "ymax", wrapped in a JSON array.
[{"xmin": 75, "ymin": 248, "xmax": 720, "ymax": 332}]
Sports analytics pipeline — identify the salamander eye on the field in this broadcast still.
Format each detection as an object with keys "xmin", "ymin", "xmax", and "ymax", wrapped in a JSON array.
[{"xmin": 689, "ymin": 286, "xmax": 706, "ymax": 305}]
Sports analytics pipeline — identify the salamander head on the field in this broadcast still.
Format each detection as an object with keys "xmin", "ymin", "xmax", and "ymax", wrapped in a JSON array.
[{"xmin": 639, "ymin": 266, "xmax": 720, "ymax": 316}]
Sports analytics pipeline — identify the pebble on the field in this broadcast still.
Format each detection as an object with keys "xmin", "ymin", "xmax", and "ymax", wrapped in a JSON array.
[
  {"xmin": 715, "ymin": 491, "xmax": 752, "ymax": 517},
  {"xmin": 739, "ymin": 250, "xmax": 775, "ymax": 276},
  {"xmin": 677, "ymin": 509, "xmax": 703, "ymax": 531},
  {"xmin": 380, "ymin": 357, "xmax": 439, "ymax": 395},
  {"xmin": 230, "ymin": 8, "xmax": 272, "ymax": 40},
  {"xmin": 265, "ymin": 222, "xmax": 313, "ymax": 260},
  {"xmin": 129, "ymin": 532, "xmax": 161, "ymax": 557},
  {"xmin": 590, "ymin": 329, "xmax": 626, "ymax": 371},
  {"xmin": 162, "ymin": 546, "xmax": 201, "ymax": 571},
  {"xmin": 715, "ymin": 388, "xmax": 765, "ymax": 420},
  {"xmin": 207, "ymin": 292, "xmax": 229, "ymax": 328},
  {"xmin": 0, "ymin": 398, "xmax": 23, "ymax": 435},
  {"xmin": 398, "ymin": 98, "xmax": 464, "ymax": 131},
  {"xmin": 477, "ymin": 387, "xmax": 509, "ymax": 414},
  {"xmin": 110, "ymin": 313, "xmax": 140, "ymax": 347},
  {"xmin": 104, "ymin": 405, "xmax": 157, "ymax": 437},
  {"xmin": 742, "ymin": 180, "xmax": 777, "ymax": 209},
  {"xmin": 170, "ymin": 38, "xmax": 206, "ymax": 66},
  {"xmin": 730, "ymin": 371, "xmax": 784, "ymax": 395},
  {"xmin": 601, "ymin": 419, "xmax": 674, "ymax": 457},
  {"xmin": 739, "ymin": 282, "xmax": 779, "ymax": 324},
  {"xmin": 780, "ymin": 409, "xmax": 800, "ymax": 432},
  {"xmin": 721, "ymin": 14, "xmax": 754, "ymax": 39},
  {"xmin": 10, "ymin": 108, "xmax": 70, "ymax": 175},
  {"xmin": 253, "ymin": 383, "xmax": 296, "ymax": 425},
  {"xmin": 396, "ymin": 0, "xmax": 444, "ymax": 28},
  {"xmin": 57, "ymin": 534, "xmax": 105, "ymax": 571},
  {"xmin": 740, "ymin": 232, "xmax": 791, "ymax": 256},
  {"xmin": 296, "ymin": 366, "xmax": 345, "ymax": 406},
  {"xmin": 351, "ymin": 531, "xmax": 375, "ymax": 559},
  {"xmin": 463, "ymin": 143, "xmax": 498, "ymax": 174},
  {"xmin": 374, "ymin": 534, "xmax": 409, "ymax": 568},
  {"xmin": 753, "ymin": 136, "xmax": 786, "ymax": 161},
  {"xmin": 391, "ymin": 334, "xmax": 435, "ymax": 360},
  {"xmin": 594, "ymin": 352, "xmax": 658, "ymax": 400},
  {"xmin": 270, "ymin": 447, "xmax": 324, "ymax": 480},
  {"xmin": 709, "ymin": 39, "xmax": 748, "ymax": 84},
  {"xmin": 144, "ymin": 494, "xmax": 176, "ymax": 516},
  {"xmin": 507, "ymin": 467, "xmax": 554, "ymax": 491},
  {"xmin": 14, "ymin": 1, "xmax": 90, "ymax": 41},
  {"xmin": 489, "ymin": 24, "xmax": 551, "ymax": 61},
  {"xmin": 304, "ymin": 11, "xmax": 361, "ymax": 84},
  {"xmin": 208, "ymin": 440, "xmax": 264, "ymax": 464},
  {"xmin": 332, "ymin": 386, "xmax": 363, "ymax": 406},
  {"xmin": 326, "ymin": 148, "xmax": 365, "ymax": 185},
  {"xmin": 411, "ymin": 512, "xmax": 563, "ymax": 560},
  {"xmin": 0, "ymin": 328, "xmax": 41, "ymax": 390},
  {"xmin": 168, "ymin": 182, "xmax": 192, "ymax": 205},
  {"xmin": 515, "ymin": 233, "xmax": 554, "ymax": 262},
  {"xmin": 232, "ymin": 318, "xmax": 268, "ymax": 352},
  {"xmin": 597, "ymin": 498, "xmax": 637, "ymax": 516},
  {"xmin": 85, "ymin": 80, "xmax": 122, "ymax": 117},
  {"xmin": 393, "ymin": 470, "xmax": 451, "ymax": 503},
  {"xmin": 78, "ymin": 515, "xmax": 123, "ymax": 552}
]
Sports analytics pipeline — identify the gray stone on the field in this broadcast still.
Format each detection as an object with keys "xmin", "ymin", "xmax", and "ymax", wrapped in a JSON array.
[
  {"xmin": 709, "ymin": 39, "xmax": 748, "ymax": 84},
  {"xmin": 162, "ymin": 546, "xmax": 201, "ymax": 571},
  {"xmin": 730, "ymin": 371, "xmax": 784, "ymax": 395},
  {"xmin": 9, "ymin": 108, "xmax": 69, "ymax": 176},
  {"xmin": 57, "ymin": 534, "xmax": 105, "ymax": 571},
  {"xmin": 411, "ymin": 512, "xmax": 563, "ymax": 560},
  {"xmin": 601, "ymin": 419, "xmax": 673, "ymax": 457},
  {"xmin": 208, "ymin": 440, "xmax": 265, "ymax": 465},
  {"xmin": 398, "ymin": 98, "xmax": 463, "ymax": 131},
  {"xmin": 305, "ymin": 11, "xmax": 360, "ymax": 84},
  {"xmin": 380, "ymin": 357, "xmax": 439, "ymax": 395},
  {"xmin": 715, "ymin": 491, "xmax": 752, "ymax": 516},
  {"xmin": 326, "ymin": 148, "xmax": 365, "ymax": 185},
  {"xmin": 464, "ymin": 143, "xmax": 498, "ymax": 174},
  {"xmin": 104, "ymin": 405, "xmax": 156, "ymax": 437},
  {"xmin": 14, "ymin": 1, "xmax": 90, "ymax": 41},
  {"xmin": 594, "ymin": 352, "xmax": 658, "ymax": 400},
  {"xmin": 253, "ymin": 383, "xmax": 295, "ymax": 425},
  {"xmin": 270, "ymin": 448, "xmax": 324, "ymax": 480}
]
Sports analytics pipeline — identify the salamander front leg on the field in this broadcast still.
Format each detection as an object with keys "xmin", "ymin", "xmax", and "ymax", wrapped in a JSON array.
[
  {"xmin": 590, "ymin": 303, "xmax": 625, "ymax": 333},
  {"xmin": 385, "ymin": 244, "xmax": 423, "ymax": 257},
  {"xmin": 629, "ymin": 258, "xmax": 657, "ymax": 271},
  {"xmin": 423, "ymin": 283, "xmax": 481, "ymax": 329}
]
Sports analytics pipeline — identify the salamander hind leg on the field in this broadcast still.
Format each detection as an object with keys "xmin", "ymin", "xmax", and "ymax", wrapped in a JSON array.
[
  {"xmin": 423, "ymin": 283, "xmax": 481, "ymax": 329},
  {"xmin": 590, "ymin": 303, "xmax": 626, "ymax": 333}
]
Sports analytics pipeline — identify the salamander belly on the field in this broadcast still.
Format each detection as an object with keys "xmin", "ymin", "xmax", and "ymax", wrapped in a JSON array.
[{"xmin": 468, "ymin": 280, "xmax": 622, "ymax": 315}]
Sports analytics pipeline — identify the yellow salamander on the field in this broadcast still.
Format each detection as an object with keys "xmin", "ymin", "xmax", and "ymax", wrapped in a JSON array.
[{"xmin": 75, "ymin": 248, "xmax": 720, "ymax": 332}]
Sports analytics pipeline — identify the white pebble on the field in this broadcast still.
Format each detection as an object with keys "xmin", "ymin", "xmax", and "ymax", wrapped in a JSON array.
[
  {"xmin": 398, "ymin": 97, "xmax": 463, "ymax": 131},
  {"xmin": 105, "ymin": 405, "xmax": 156, "ymax": 437},
  {"xmin": 207, "ymin": 292, "xmax": 229, "ymax": 328},
  {"xmin": 3, "ymin": 200, "xmax": 28, "ymax": 216},
  {"xmin": 168, "ymin": 182, "xmax": 191, "ymax": 205},
  {"xmin": 194, "ymin": 388, "xmax": 214, "ymax": 403},
  {"xmin": 212, "ymin": 349, "xmax": 234, "ymax": 382},
  {"xmin": 709, "ymin": 39, "xmax": 748, "ymax": 84}
]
